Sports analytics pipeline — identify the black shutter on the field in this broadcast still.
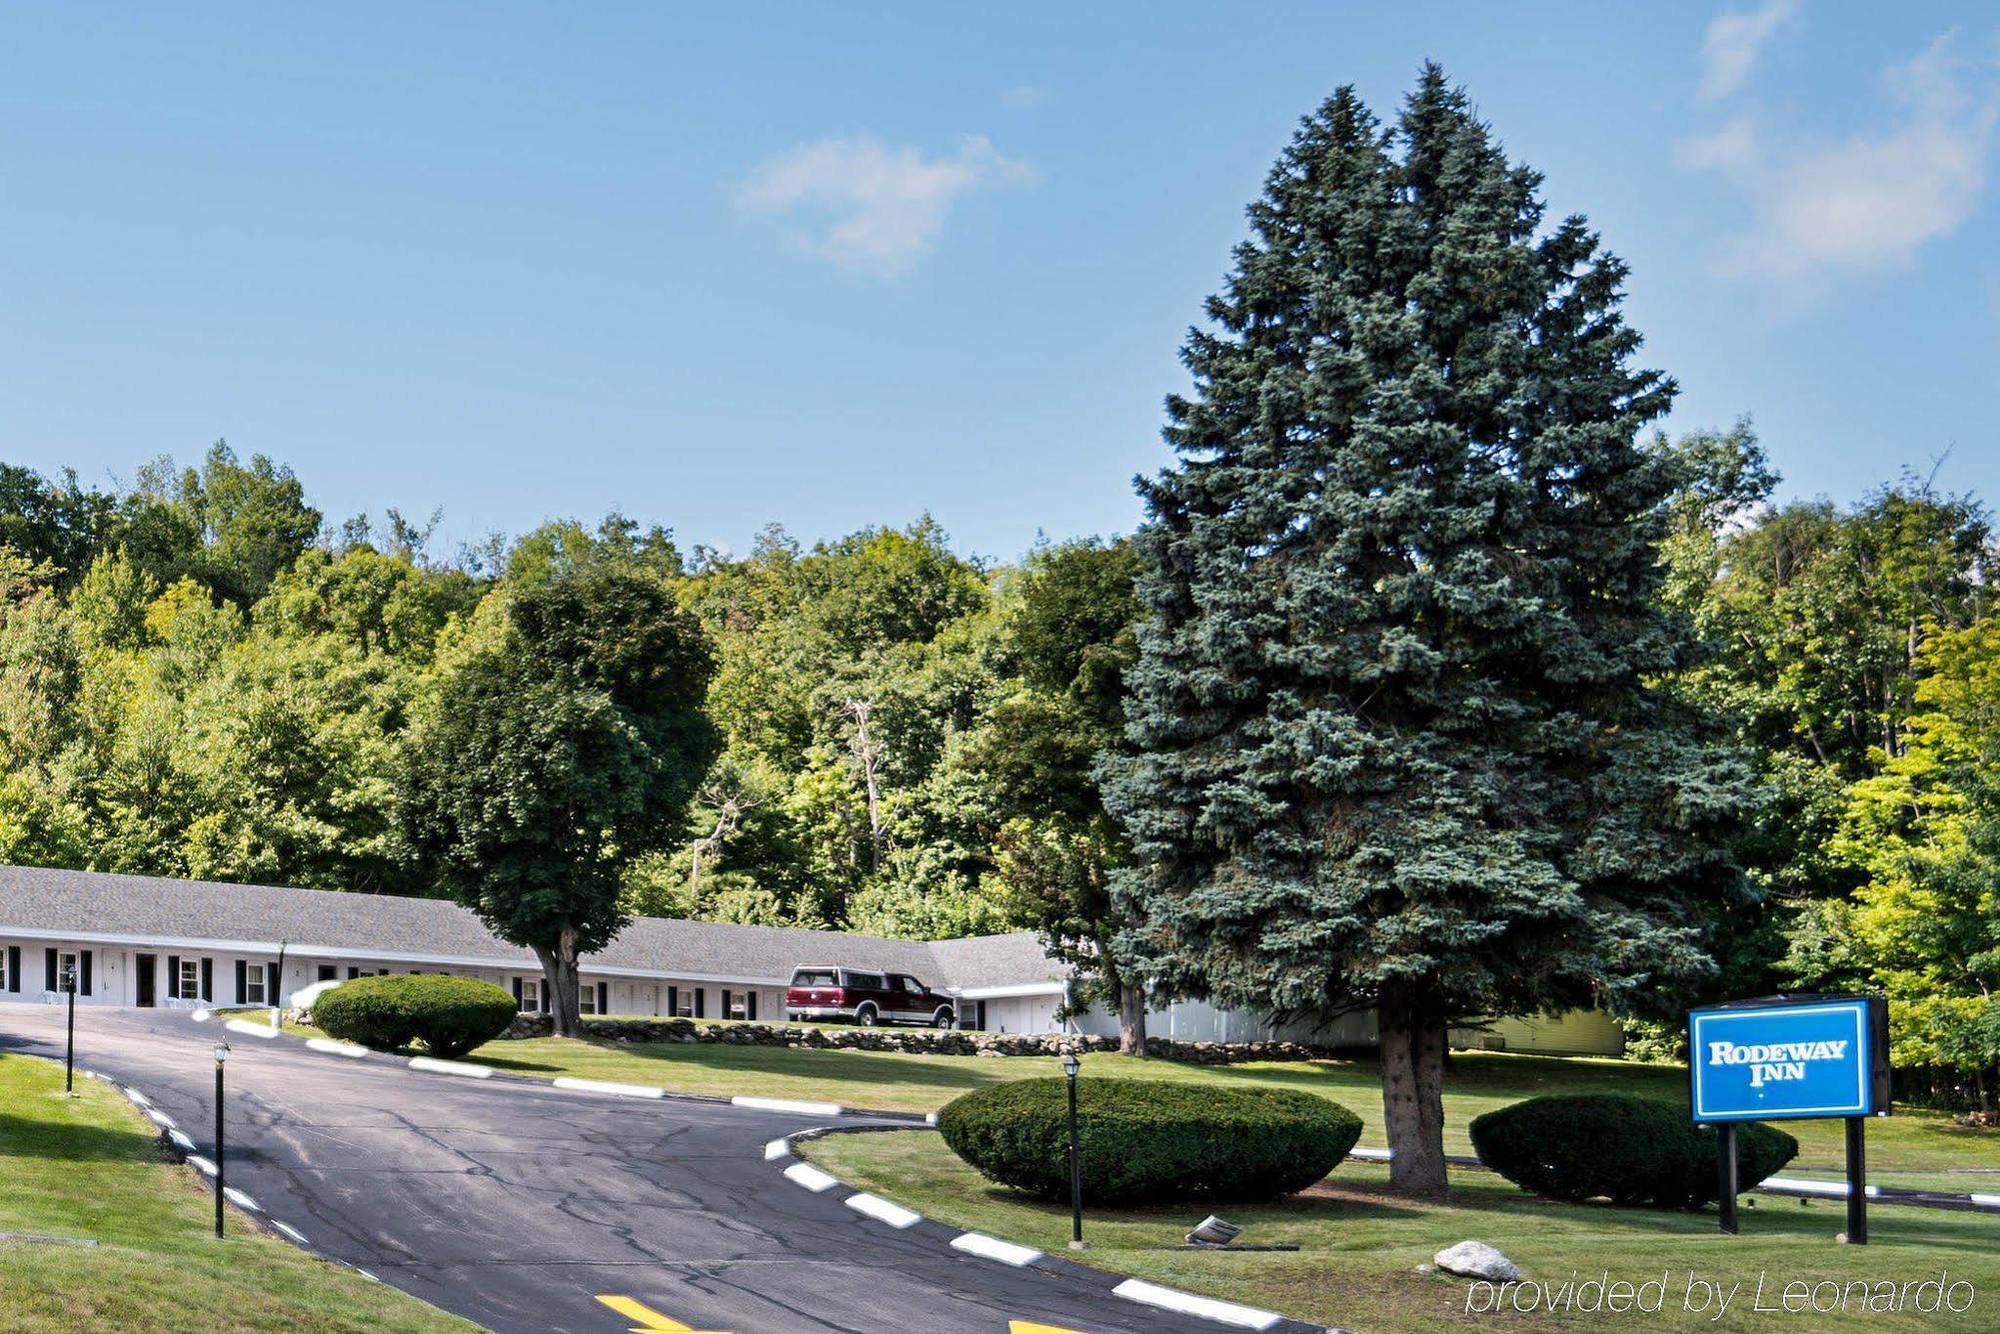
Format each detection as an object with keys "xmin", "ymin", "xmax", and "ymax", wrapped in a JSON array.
[
  {"xmin": 668, "ymin": 985, "xmax": 678, "ymax": 1016},
  {"xmin": 596, "ymin": 982, "xmax": 608, "ymax": 1016},
  {"xmin": 7, "ymin": 945, "xmax": 18, "ymax": 993},
  {"xmin": 748, "ymin": 990, "xmax": 757, "ymax": 1021},
  {"xmin": 201, "ymin": 958, "xmax": 213, "ymax": 1001},
  {"xmin": 694, "ymin": 987, "xmax": 705, "ymax": 1019},
  {"xmin": 234, "ymin": 959, "xmax": 247, "ymax": 1004},
  {"xmin": 348, "ymin": 966, "xmax": 361, "ymax": 980},
  {"xmin": 167, "ymin": 954, "xmax": 180, "ymax": 999},
  {"xmin": 511, "ymin": 977, "xmax": 523, "ymax": 1005},
  {"xmin": 266, "ymin": 962, "xmax": 279, "ymax": 1005},
  {"xmin": 80, "ymin": 950, "xmax": 92, "ymax": 997},
  {"xmin": 721, "ymin": 989, "xmax": 731, "ymax": 1020},
  {"xmin": 45, "ymin": 948, "xmax": 56, "ymax": 992}
]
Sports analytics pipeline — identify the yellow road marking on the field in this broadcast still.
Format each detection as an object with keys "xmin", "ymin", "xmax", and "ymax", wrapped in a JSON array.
[
  {"xmin": 594, "ymin": 1294, "xmax": 732, "ymax": 1333},
  {"xmin": 1008, "ymin": 1322, "xmax": 1093, "ymax": 1333}
]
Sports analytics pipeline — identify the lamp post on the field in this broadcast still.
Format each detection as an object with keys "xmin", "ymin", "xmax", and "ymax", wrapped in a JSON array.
[
  {"xmin": 213, "ymin": 1042, "xmax": 229, "ymax": 1239},
  {"xmin": 64, "ymin": 966, "xmax": 76, "ymax": 1094},
  {"xmin": 272, "ymin": 940, "xmax": 288, "ymax": 1030},
  {"xmin": 1063, "ymin": 1050, "xmax": 1085, "ymax": 1250}
]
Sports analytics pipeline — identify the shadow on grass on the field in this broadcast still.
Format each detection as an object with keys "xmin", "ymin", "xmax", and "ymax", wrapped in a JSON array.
[{"xmin": 0, "ymin": 1110, "xmax": 161, "ymax": 1163}]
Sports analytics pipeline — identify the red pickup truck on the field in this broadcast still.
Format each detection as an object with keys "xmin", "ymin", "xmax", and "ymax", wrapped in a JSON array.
[{"xmin": 785, "ymin": 966, "xmax": 956, "ymax": 1028}]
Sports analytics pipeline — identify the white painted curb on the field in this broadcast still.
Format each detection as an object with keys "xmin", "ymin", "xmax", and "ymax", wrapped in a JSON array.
[
  {"xmin": 782, "ymin": 1162, "xmax": 840, "ymax": 1193},
  {"xmin": 1974, "ymin": 1194, "xmax": 2000, "ymax": 1209},
  {"xmin": 553, "ymin": 1076, "xmax": 665, "ymax": 1099},
  {"xmin": 123, "ymin": 1087, "xmax": 150, "ymax": 1108},
  {"xmin": 1348, "ymin": 1146, "xmax": 1392, "ymax": 1161},
  {"xmin": 408, "ymin": 1056, "xmax": 493, "ymax": 1079},
  {"xmin": 306, "ymin": 1038, "xmax": 369, "ymax": 1058},
  {"xmin": 844, "ymin": 1192, "xmax": 922, "ymax": 1229},
  {"xmin": 733, "ymin": 1094, "xmax": 844, "ymax": 1117},
  {"xmin": 167, "ymin": 1129, "xmax": 195, "ymax": 1152},
  {"xmin": 1761, "ymin": 1175, "xmax": 1881, "ymax": 1198},
  {"xmin": 763, "ymin": 1138, "xmax": 793, "ymax": 1161},
  {"xmin": 145, "ymin": 1108, "xmax": 175, "ymax": 1130},
  {"xmin": 272, "ymin": 1221, "xmax": 309, "ymax": 1244},
  {"xmin": 1112, "ymin": 1278, "xmax": 1281, "ymax": 1330},
  {"xmin": 224, "ymin": 1019, "xmax": 279, "ymax": 1039},
  {"xmin": 949, "ymin": 1231, "xmax": 1042, "ymax": 1267},
  {"xmin": 187, "ymin": 1155, "xmax": 218, "ymax": 1176},
  {"xmin": 222, "ymin": 1187, "xmax": 260, "ymax": 1213}
]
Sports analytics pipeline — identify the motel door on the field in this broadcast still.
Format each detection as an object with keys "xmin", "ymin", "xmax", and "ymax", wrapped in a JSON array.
[{"xmin": 136, "ymin": 954, "xmax": 157, "ymax": 1007}]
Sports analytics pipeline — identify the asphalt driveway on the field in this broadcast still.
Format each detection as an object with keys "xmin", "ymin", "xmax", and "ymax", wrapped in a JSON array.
[{"xmin": 0, "ymin": 1005, "xmax": 1302, "ymax": 1334}]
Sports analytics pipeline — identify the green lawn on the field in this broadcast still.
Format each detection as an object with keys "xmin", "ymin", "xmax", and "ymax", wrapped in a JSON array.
[
  {"xmin": 803, "ymin": 1128, "xmax": 2000, "ymax": 1333},
  {"xmin": 391, "ymin": 1026, "xmax": 2000, "ymax": 1190},
  {"xmin": 0, "ymin": 1053, "xmax": 468, "ymax": 1332}
]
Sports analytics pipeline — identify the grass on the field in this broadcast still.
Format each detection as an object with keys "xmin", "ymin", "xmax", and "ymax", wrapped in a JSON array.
[
  {"xmin": 310, "ymin": 1017, "xmax": 1998, "ymax": 1191},
  {"xmin": 0, "ymin": 1053, "xmax": 468, "ymax": 1332},
  {"xmin": 802, "ymin": 1128, "xmax": 2000, "ymax": 1332}
]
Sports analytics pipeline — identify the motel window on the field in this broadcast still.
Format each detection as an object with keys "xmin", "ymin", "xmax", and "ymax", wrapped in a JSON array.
[
  {"xmin": 0, "ymin": 951, "xmax": 7, "ymax": 992},
  {"xmin": 57, "ymin": 952, "xmax": 78, "ymax": 992},
  {"xmin": 317, "ymin": 964, "xmax": 337, "ymax": 982},
  {"xmin": 179, "ymin": 959, "xmax": 201, "ymax": 998},
  {"xmin": 244, "ymin": 968, "xmax": 267, "ymax": 1005},
  {"xmin": 518, "ymin": 978, "xmax": 540, "ymax": 1014},
  {"xmin": 726, "ymin": 991, "xmax": 749, "ymax": 1021},
  {"xmin": 580, "ymin": 985, "xmax": 597, "ymax": 1016},
  {"xmin": 672, "ymin": 988, "xmax": 697, "ymax": 1019}
]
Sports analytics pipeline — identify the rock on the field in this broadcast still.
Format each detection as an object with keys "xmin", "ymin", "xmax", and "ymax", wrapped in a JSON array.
[
  {"xmin": 1433, "ymin": 1241, "xmax": 1519, "ymax": 1282},
  {"xmin": 1414, "ymin": 1263, "xmax": 1434, "ymax": 1275}
]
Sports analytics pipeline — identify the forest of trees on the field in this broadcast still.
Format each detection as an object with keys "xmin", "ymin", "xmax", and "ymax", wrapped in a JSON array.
[
  {"xmin": 1, "ymin": 430, "xmax": 1992, "ymax": 1094},
  {"xmin": 2, "ymin": 74, "xmax": 1996, "ymax": 1127}
]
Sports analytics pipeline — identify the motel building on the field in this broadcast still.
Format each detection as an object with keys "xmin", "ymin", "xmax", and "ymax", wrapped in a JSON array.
[{"xmin": 0, "ymin": 863, "xmax": 1621, "ymax": 1055}]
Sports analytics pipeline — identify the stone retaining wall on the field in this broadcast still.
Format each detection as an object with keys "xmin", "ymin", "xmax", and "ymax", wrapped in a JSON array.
[{"xmin": 499, "ymin": 1013, "xmax": 1362, "ymax": 1064}]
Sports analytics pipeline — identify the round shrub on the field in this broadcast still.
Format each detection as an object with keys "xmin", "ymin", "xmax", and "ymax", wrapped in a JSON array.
[
  {"xmin": 313, "ymin": 975, "xmax": 519, "ymax": 1058},
  {"xmin": 1470, "ymin": 1094, "xmax": 1799, "ymax": 1209},
  {"xmin": 936, "ymin": 1077, "xmax": 1361, "ymax": 1205}
]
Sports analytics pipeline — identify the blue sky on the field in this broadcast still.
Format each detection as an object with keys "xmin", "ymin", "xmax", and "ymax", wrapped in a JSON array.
[{"xmin": 3, "ymin": 3, "xmax": 1996, "ymax": 563}]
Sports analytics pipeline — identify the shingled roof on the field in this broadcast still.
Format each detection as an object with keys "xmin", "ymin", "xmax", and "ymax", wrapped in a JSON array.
[{"xmin": 0, "ymin": 863, "xmax": 1064, "ymax": 991}]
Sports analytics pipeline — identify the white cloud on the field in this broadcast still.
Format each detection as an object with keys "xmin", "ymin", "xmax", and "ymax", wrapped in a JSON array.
[
  {"xmin": 736, "ymin": 134, "xmax": 1038, "ymax": 277},
  {"xmin": 1696, "ymin": 0, "xmax": 1798, "ymax": 103},
  {"xmin": 1685, "ymin": 33, "xmax": 2000, "ymax": 281}
]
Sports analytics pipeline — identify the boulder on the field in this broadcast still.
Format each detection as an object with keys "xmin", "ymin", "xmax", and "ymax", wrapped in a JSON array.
[{"xmin": 1433, "ymin": 1240, "xmax": 1520, "ymax": 1282}]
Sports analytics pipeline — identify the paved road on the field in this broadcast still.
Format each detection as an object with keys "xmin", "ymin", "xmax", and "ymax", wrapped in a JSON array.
[{"xmin": 1, "ymin": 1005, "xmax": 1294, "ymax": 1334}]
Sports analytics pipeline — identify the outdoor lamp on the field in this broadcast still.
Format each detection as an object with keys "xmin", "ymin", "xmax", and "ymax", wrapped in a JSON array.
[
  {"xmin": 1187, "ymin": 1215, "xmax": 1243, "ymax": 1247},
  {"xmin": 1062, "ymin": 1049, "xmax": 1084, "ymax": 1249},
  {"xmin": 213, "ymin": 1041, "xmax": 230, "ymax": 1239}
]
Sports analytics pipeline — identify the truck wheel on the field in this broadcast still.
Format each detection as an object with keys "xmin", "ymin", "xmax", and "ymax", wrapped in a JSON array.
[
  {"xmin": 855, "ymin": 1004, "xmax": 878, "ymax": 1027},
  {"xmin": 933, "ymin": 1007, "xmax": 955, "ymax": 1029}
]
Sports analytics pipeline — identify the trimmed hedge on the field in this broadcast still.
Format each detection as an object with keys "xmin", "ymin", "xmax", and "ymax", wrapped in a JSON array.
[
  {"xmin": 1470, "ymin": 1094, "xmax": 1799, "ymax": 1209},
  {"xmin": 936, "ymin": 1077, "xmax": 1361, "ymax": 1205},
  {"xmin": 313, "ymin": 975, "xmax": 519, "ymax": 1058}
]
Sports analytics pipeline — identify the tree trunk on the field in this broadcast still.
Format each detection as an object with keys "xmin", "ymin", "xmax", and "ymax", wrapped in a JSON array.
[
  {"xmin": 1379, "ymin": 989, "xmax": 1449, "ymax": 1196},
  {"xmin": 1118, "ymin": 980, "xmax": 1149, "ymax": 1057},
  {"xmin": 536, "ymin": 929, "xmax": 583, "ymax": 1038}
]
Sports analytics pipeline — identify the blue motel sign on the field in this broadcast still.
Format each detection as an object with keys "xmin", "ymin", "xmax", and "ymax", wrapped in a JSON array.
[
  {"xmin": 1688, "ymin": 994, "xmax": 1891, "ymax": 1243},
  {"xmin": 1689, "ymin": 997, "xmax": 1885, "ymax": 1123}
]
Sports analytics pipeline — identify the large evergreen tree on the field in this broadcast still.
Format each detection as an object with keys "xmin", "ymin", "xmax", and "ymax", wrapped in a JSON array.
[{"xmin": 1102, "ymin": 67, "xmax": 1751, "ymax": 1193}]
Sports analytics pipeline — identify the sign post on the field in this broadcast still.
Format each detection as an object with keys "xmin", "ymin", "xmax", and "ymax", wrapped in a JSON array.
[{"xmin": 1688, "ymin": 995, "xmax": 1889, "ymax": 1243}]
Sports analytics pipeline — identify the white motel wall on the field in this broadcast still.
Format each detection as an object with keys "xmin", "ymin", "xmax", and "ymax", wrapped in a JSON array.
[{"xmin": 0, "ymin": 865, "xmax": 1620, "ymax": 1056}]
